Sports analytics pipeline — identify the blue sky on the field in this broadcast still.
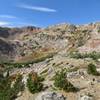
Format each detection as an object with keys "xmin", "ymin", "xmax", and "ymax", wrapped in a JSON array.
[{"xmin": 0, "ymin": 0, "xmax": 100, "ymax": 27}]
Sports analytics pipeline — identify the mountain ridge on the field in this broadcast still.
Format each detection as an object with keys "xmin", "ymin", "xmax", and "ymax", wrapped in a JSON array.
[{"xmin": 0, "ymin": 22, "xmax": 100, "ymax": 63}]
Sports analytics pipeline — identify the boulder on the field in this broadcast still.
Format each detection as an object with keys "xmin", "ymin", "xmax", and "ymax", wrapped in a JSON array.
[
  {"xmin": 35, "ymin": 92, "xmax": 66, "ymax": 100},
  {"xmin": 79, "ymin": 95, "xmax": 93, "ymax": 100},
  {"xmin": 67, "ymin": 71, "xmax": 78, "ymax": 78}
]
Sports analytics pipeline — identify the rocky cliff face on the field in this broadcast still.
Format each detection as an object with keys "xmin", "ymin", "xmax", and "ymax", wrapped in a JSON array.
[
  {"xmin": 0, "ymin": 26, "xmax": 40, "ymax": 62},
  {"xmin": 0, "ymin": 26, "xmax": 40, "ymax": 39},
  {"xmin": 0, "ymin": 22, "xmax": 100, "ymax": 62}
]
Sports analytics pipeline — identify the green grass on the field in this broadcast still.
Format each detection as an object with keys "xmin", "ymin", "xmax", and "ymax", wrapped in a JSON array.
[
  {"xmin": 70, "ymin": 51, "xmax": 100, "ymax": 61},
  {"xmin": 0, "ymin": 52, "xmax": 55, "ymax": 69},
  {"xmin": 67, "ymin": 67, "xmax": 79, "ymax": 72}
]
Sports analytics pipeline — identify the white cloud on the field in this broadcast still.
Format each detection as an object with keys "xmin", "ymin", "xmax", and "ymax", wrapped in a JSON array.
[
  {"xmin": 0, "ymin": 15, "xmax": 16, "ymax": 19},
  {"xmin": 18, "ymin": 4, "xmax": 57, "ymax": 12},
  {"xmin": 0, "ymin": 21, "xmax": 10, "ymax": 26}
]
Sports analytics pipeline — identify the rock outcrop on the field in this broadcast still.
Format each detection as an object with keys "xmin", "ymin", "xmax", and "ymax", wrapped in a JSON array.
[{"xmin": 35, "ymin": 92, "xmax": 66, "ymax": 100}]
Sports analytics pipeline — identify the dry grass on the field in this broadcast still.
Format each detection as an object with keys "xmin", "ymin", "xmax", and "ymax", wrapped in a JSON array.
[{"xmin": 16, "ymin": 48, "xmax": 56, "ymax": 63}]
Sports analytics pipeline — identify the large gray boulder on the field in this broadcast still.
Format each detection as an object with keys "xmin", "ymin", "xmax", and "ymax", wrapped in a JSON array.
[
  {"xmin": 35, "ymin": 92, "xmax": 66, "ymax": 100},
  {"xmin": 79, "ymin": 95, "xmax": 93, "ymax": 100}
]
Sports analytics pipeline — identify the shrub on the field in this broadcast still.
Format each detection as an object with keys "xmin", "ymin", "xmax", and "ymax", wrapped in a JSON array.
[
  {"xmin": 11, "ymin": 75, "xmax": 25, "ymax": 98},
  {"xmin": 87, "ymin": 63, "xmax": 100, "ymax": 76},
  {"xmin": 54, "ymin": 69, "xmax": 78, "ymax": 92},
  {"xmin": 27, "ymin": 72, "xmax": 44, "ymax": 94},
  {"xmin": 0, "ymin": 73, "xmax": 24, "ymax": 100},
  {"xmin": 98, "ymin": 29, "xmax": 100, "ymax": 33}
]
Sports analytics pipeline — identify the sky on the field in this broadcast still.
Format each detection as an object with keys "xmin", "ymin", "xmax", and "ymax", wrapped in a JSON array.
[{"xmin": 0, "ymin": 0, "xmax": 100, "ymax": 27}]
